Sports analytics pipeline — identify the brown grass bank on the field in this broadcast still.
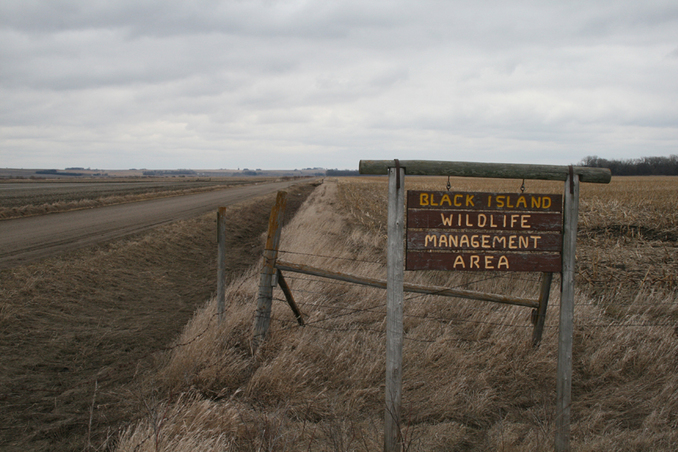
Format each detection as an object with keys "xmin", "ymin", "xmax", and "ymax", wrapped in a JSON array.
[
  {"xmin": 0, "ymin": 182, "xmax": 316, "ymax": 452},
  {"xmin": 116, "ymin": 176, "xmax": 678, "ymax": 451}
]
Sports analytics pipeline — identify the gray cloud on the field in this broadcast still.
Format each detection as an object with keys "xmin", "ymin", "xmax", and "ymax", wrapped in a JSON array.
[{"xmin": 1, "ymin": 0, "xmax": 677, "ymax": 169}]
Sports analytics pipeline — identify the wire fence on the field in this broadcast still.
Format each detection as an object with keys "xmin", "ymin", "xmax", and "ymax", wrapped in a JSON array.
[{"xmin": 271, "ymin": 248, "xmax": 678, "ymax": 334}]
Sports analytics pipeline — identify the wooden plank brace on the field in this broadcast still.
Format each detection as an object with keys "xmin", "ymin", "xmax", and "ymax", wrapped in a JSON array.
[
  {"xmin": 531, "ymin": 272, "xmax": 553, "ymax": 347},
  {"xmin": 276, "ymin": 268, "xmax": 305, "ymax": 326}
]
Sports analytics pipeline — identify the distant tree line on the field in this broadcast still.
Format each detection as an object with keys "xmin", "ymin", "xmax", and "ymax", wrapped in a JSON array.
[
  {"xmin": 579, "ymin": 155, "xmax": 678, "ymax": 176},
  {"xmin": 35, "ymin": 169, "xmax": 84, "ymax": 176},
  {"xmin": 325, "ymin": 169, "xmax": 361, "ymax": 176},
  {"xmin": 142, "ymin": 169, "xmax": 197, "ymax": 176}
]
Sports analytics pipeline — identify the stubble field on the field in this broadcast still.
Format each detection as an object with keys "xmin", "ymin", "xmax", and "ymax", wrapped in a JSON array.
[{"xmin": 0, "ymin": 177, "xmax": 279, "ymax": 219}]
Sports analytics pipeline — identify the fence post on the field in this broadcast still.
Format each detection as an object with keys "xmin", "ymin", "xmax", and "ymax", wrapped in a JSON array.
[
  {"xmin": 555, "ymin": 172, "xmax": 579, "ymax": 451},
  {"xmin": 385, "ymin": 164, "xmax": 405, "ymax": 452},
  {"xmin": 531, "ymin": 272, "xmax": 553, "ymax": 347},
  {"xmin": 252, "ymin": 191, "xmax": 287, "ymax": 351},
  {"xmin": 217, "ymin": 207, "xmax": 227, "ymax": 320}
]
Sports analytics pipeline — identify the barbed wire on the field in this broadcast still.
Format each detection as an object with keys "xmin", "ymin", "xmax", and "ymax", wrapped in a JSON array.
[
  {"xmin": 275, "ymin": 293, "xmax": 677, "ymax": 331},
  {"xmin": 277, "ymin": 249, "xmax": 385, "ymax": 265}
]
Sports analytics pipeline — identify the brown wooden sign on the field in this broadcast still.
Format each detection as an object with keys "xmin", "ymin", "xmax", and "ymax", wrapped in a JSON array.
[{"xmin": 406, "ymin": 190, "xmax": 563, "ymax": 272}]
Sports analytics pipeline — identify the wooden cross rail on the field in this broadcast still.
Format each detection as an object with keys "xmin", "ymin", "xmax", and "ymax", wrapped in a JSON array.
[
  {"xmin": 359, "ymin": 159, "xmax": 612, "ymax": 184},
  {"xmin": 276, "ymin": 259, "xmax": 543, "ymax": 309}
]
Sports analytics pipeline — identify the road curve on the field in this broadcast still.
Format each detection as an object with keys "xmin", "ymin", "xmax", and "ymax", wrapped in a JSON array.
[{"xmin": 0, "ymin": 179, "xmax": 310, "ymax": 269}]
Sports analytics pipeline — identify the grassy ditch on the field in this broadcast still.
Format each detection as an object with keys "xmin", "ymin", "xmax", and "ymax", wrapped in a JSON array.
[
  {"xmin": 0, "ymin": 182, "xmax": 316, "ymax": 452},
  {"xmin": 114, "ymin": 176, "xmax": 678, "ymax": 451}
]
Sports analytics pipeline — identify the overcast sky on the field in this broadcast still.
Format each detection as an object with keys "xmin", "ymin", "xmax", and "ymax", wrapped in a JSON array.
[{"xmin": 1, "ymin": 1, "xmax": 677, "ymax": 170}]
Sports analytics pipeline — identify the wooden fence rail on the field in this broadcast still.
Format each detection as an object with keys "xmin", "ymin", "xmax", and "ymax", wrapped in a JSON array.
[{"xmin": 276, "ymin": 259, "xmax": 542, "ymax": 309}]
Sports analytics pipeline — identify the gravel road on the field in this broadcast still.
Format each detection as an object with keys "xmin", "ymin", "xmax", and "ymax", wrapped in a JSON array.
[{"xmin": 0, "ymin": 179, "xmax": 307, "ymax": 269}]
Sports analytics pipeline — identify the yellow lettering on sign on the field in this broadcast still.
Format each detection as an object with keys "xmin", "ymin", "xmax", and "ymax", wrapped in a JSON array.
[
  {"xmin": 510, "ymin": 215, "xmax": 520, "ymax": 228},
  {"xmin": 466, "ymin": 194, "xmax": 475, "ymax": 207},
  {"xmin": 470, "ymin": 255, "xmax": 480, "ymax": 269},
  {"xmin": 516, "ymin": 196, "xmax": 527, "ymax": 208},
  {"xmin": 453, "ymin": 255, "xmax": 465, "ymax": 269},
  {"xmin": 420, "ymin": 193, "xmax": 429, "ymax": 206},
  {"xmin": 454, "ymin": 194, "xmax": 463, "ymax": 207},
  {"xmin": 543, "ymin": 197, "xmax": 552, "ymax": 209},
  {"xmin": 519, "ymin": 236, "xmax": 529, "ymax": 248},
  {"xmin": 531, "ymin": 196, "xmax": 541, "ymax": 209},
  {"xmin": 481, "ymin": 235, "xmax": 491, "ymax": 248},
  {"xmin": 496, "ymin": 195, "xmax": 505, "ymax": 208},
  {"xmin": 440, "ymin": 193, "xmax": 452, "ymax": 206}
]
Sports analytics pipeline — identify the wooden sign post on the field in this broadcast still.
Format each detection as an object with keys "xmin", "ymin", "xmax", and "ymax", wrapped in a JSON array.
[
  {"xmin": 385, "ymin": 165, "xmax": 405, "ymax": 452},
  {"xmin": 359, "ymin": 160, "xmax": 610, "ymax": 452},
  {"xmin": 556, "ymin": 171, "xmax": 579, "ymax": 451}
]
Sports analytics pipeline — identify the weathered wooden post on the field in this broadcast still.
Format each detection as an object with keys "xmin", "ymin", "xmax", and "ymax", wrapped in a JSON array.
[
  {"xmin": 217, "ymin": 206, "xmax": 227, "ymax": 320},
  {"xmin": 385, "ymin": 162, "xmax": 405, "ymax": 452},
  {"xmin": 531, "ymin": 272, "xmax": 553, "ymax": 347},
  {"xmin": 276, "ymin": 268, "xmax": 305, "ymax": 326},
  {"xmin": 555, "ymin": 170, "xmax": 579, "ymax": 452},
  {"xmin": 252, "ymin": 191, "xmax": 287, "ymax": 350}
]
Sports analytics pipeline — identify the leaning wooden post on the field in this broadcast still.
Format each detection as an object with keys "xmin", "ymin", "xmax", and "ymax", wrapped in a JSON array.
[
  {"xmin": 531, "ymin": 272, "xmax": 553, "ymax": 347},
  {"xmin": 217, "ymin": 207, "xmax": 227, "ymax": 320},
  {"xmin": 277, "ymin": 269, "xmax": 305, "ymax": 326},
  {"xmin": 252, "ymin": 191, "xmax": 287, "ymax": 351},
  {"xmin": 385, "ymin": 163, "xmax": 405, "ymax": 452},
  {"xmin": 555, "ymin": 171, "xmax": 579, "ymax": 451}
]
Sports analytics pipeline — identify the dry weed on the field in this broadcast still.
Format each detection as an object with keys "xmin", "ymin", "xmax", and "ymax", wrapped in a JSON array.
[{"xmin": 117, "ymin": 176, "xmax": 678, "ymax": 451}]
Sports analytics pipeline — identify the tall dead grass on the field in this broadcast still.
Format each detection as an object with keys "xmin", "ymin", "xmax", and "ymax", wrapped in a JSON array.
[{"xmin": 116, "ymin": 177, "xmax": 678, "ymax": 451}]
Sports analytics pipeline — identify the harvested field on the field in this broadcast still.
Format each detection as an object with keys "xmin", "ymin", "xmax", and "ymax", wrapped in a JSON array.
[
  {"xmin": 0, "ymin": 182, "xmax": 317, "ymax": 451},
  {"xmin": 0, "ymin": 177, "xmax": 280, "ymax": 219},
  {"xmin": 113, "ymin": 176, "xmax": 677, "ymax": 451}
]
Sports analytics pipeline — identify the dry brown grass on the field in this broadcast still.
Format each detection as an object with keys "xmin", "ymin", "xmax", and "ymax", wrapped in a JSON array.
[{"xmin": 115, "ymin": 176, "xmax": 678, "ymax": 451}]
